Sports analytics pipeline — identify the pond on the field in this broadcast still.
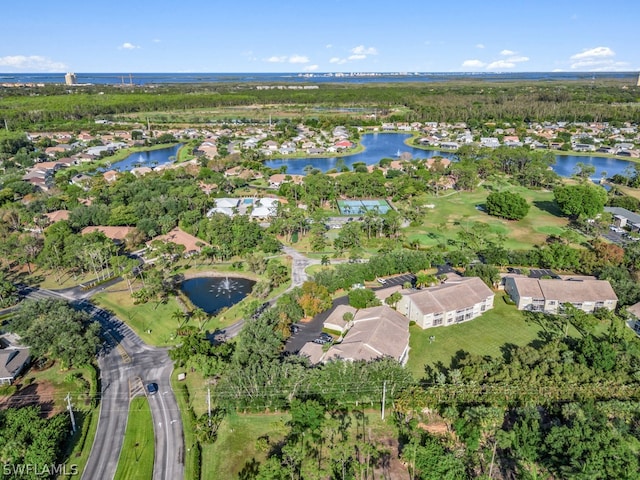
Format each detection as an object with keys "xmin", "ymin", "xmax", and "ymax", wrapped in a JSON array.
[
  {"xmin": 263, "ymin": 133, "xmax": 636, "ymax": 181},
  {"xmin": 109, "ymin": 144, "xmax": 183, "ymax": 172},
  {"xmin": 180, "ymin": 276, "xmax": 256, "ymax": 315}
]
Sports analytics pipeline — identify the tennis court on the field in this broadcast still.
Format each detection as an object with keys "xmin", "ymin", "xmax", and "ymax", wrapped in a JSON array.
[{"xmin": 337, "ymin": 199, "xmax": 392, "ymax": 215}]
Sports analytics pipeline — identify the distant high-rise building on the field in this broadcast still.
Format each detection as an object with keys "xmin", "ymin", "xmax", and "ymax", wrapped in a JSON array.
[
  {"xmin": 65, "ymin": 72, "xmax": 77, "ymax": 85},
  {"xmin": 637, "ymin": 73, "xmax": 640, "ymax": 87}
]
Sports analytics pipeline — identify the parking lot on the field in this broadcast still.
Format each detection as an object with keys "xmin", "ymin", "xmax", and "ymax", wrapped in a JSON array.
[
  {"xmin": 376, "ymin": 273, "xmax": 416, "ymax": 289},
  {"xmin": 507, "ymin": 267, "xmax": 558, "ymax": 279}
]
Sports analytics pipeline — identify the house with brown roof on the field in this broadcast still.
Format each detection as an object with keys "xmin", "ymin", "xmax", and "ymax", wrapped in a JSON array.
[
  {"xmin": 397, "ymin": 277, "xmax": 495, "ymax": 329},
  {"xmin": 44, "ymin": 210, "xmax": 70, "ymax": 224},
  {"xmin": 321, "ymin": 305, "xmax": 410, "ymax": 365},
  {"xmin": 103, "ymin": 170, "xmax": 119, "ymax": 183},
  {"xmin": 148, "ymin": 227, "xmax": 208, "ymax": 255},
  {"xmin": 504, "ymin": 277, "xmax": 617, "ymax": 314},
  {"xmin": 81, "ymin": 226, "xmax": 135, "ymax": 244}
]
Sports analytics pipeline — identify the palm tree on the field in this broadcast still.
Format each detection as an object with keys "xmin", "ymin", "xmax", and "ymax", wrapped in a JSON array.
[
  {"xmin": 191, "ymin": 307, "xmax": 209, "ymax": 332},
  {"xmin": 385, "ymin": 292, "xmax": 403, "ymax": 310},
  {"xmin": 171, "ymin": 308, "xmax": 186, "ymax": 328}
]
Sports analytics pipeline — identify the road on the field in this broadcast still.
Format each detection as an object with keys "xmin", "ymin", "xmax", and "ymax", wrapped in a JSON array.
[
  {"xmin": 9, "ymin": 286, "xmax": 184, "ymax": 480},
  {"xmin": 282, "ymin": 245, "xmax": 319, "ymax": 289}
]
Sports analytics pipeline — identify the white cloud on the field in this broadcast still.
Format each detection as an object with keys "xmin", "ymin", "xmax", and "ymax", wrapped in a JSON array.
[
  {"xmin": 266, "ymin": 54, "xmax": 310, "ymax": 64},
  {"xmin": 329, "ymin": 57, "xmax": 347, "ymax": 65},
  {"xmin": 289, "ymin": 55, "xmax": 309, "ymax": 64},
  {"xmin": 119, "ymin": 42, "xmax": 140, "ymax": 50},
  {"xmin": 486, "ymin": 60, "xmax": 516, "ymax": 70},
  {"xmin": 485, "ymin": 53, "xmax": 529, "ymax": 70},
  {"xmin": 570, "ymin": 46, "xmax": 615, "ymax": 60},
  {"xmin": 462, "ymin": 59, "xmax": 486, "ymax": 68},
  {"xmin": 303, "ymin": 64, "xmax": 319, "ymax": 72},
  {"xmin": 325, "ymin": 44, "xmax": 333, "ymax": 49},
  {"xmin": 0, "ymin": 55, "xmax": 67, "ymax": 72},
  {"xmin": 348, "ymin": 54, "xmax": 367, "ymax": 61},
  {"xmin": 508, "ymin": 56, "xmax": 529, "ymax": 63},
  {"xmin": 475, "ymin": 43, "xmax": 485, "ymax": 49},
  {"xmin": 568, "ymin": 46, "xmax": 627, "ymax": 70},
  {"xmin": 351, "ymin": 45, "xmax": 378, "ymax": 55},
  {"xmin": 152, "ymin": 38, "xmax": 161, "ymax": 43}
]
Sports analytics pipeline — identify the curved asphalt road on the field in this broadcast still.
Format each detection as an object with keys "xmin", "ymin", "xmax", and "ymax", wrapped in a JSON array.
[
  {"xmin": 82, "ymin": 310, "xmax": 184, "ymax": 480},
  {"xmin": 8, "ymin": 286, "xmax": 184, "ymax": 480}
]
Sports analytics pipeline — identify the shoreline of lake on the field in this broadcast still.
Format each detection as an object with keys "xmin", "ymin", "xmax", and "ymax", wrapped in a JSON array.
[{"xmin": 264, "ymin": 132, "xmax": 638, "ymax": 179}]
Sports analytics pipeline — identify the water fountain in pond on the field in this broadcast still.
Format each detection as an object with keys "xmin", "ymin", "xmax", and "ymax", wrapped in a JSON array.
[{"xmin": 211, "ymin": 276, "xmax": 237, "ymax": 297}]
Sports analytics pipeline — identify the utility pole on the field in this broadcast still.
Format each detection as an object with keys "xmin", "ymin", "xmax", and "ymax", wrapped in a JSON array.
[
  {"xmin": 207, "ymin": 387, "xmax": 212, "ymax": 427},
  {"xmin": 66, "ymin": 393, "xmax": 77, "ymax": 433},
  {"xmin": 381, "ymin": 380, "xmax": 387, "ymax": 420}
]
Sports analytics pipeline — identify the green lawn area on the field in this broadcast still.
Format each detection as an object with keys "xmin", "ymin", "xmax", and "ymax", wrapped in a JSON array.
[
  {"xmin": 114, "ymin": 397, "xmax": 155, "ymax": 480},
  {"xmin": 171, "ymin": 372, "xmax": 200, "ymax": 480},
  {"xmin": 404, "ymin": 184, "xmax": 585, "ymax": 250},
  {"xmin": 202, "ymin": 412, "xmax": 289, "ymax": 480},
  {"xmin": 9, "ymin": 266, "xmax": 98, "ymax": 291},
  {"xmin": 406, "ymin": 292, "xmax": 544, "ymax": 378},
  {"xmin": 92, "ymin": 285, "xmax": 184, "ymax": 347}
]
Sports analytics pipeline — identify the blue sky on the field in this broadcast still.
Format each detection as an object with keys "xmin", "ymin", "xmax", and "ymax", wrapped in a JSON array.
[{"xmin": 1, "ymin": 0, "xmax": 639, "ymax": 73}]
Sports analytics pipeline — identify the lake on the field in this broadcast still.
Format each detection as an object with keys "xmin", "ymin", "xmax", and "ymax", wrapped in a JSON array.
[
  {"xmin": 112, "ymin": 134, "xmax": 636, "ymax": 182},
  {"xmin": 180, "ymin": 276, "xmax": 256, "ymax": 315},
  {"xmin": 264, "ymin": 133, "xmax": 636, "ymax": 181},
  {"xmin": 110, "ymin": 144, "xmax": 183, "ymax": 171}
]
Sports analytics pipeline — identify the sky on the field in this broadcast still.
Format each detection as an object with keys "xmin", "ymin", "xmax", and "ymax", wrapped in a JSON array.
[{"xmin": 1, "ymin": 0, "xmax": 639, "ymax": 74}]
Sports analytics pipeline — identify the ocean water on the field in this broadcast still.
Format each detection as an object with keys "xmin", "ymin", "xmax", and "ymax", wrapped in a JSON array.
[{"xmin": 0, "ymin": 71, "xmax": 635, "ymax": 86}]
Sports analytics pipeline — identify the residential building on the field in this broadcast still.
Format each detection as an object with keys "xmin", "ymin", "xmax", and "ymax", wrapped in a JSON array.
[
  {"xmin": 323, "ymin": 305, "xmax": 357, "ymax": 333},
  {"xmin": 605, "ymin": 207, "xmax": 640, "ymax": 231},
  {"xmin": 81, "ymin": 226, "xmax": 135, "ymax": 245},
  {"xmin": 397, "ymin": 277, "xmax": 494, "ymax": 329},
  {"xmin": 322, "ymin": 305, "xmax": 410, "ymax": 365},
  {"xmin": 148, "ymin": 227, "xmax": 208, "ymax": 256},
  {"xmin": 504, "ymin": 277, "xmax": 617, "ymax": 314},
  {"xmin": 207, "ymin": 198, "xmax": 239, "ymax": 217},
  {"xmin": 0, "ymin": 336, "xmax": 30, "ymax": 386}
]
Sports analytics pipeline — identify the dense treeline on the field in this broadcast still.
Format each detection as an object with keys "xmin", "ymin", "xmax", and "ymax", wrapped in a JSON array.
[
  {"xmin": 0, "ymin": 406, "xmax": 72, "ymax": 478},
  {"xmin": 2, "ymin": 80, "xmax": 639, "ymax": 130},
  {"xmin": 9, "ymin": 299, "xmax": 101, "ymax": 368}
]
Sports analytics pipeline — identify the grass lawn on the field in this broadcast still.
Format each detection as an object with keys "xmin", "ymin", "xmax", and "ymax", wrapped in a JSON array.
[
  {"xmin": 202, "ymin": 412, "xmax": 289, "ymax": 480},
  {"xmin": 404, "ymin": 184, "xmax": 585, "ymax": 250},
  {"xmin": 92, "ymin": 284, "xmax": 183, "ymax": 347},
  {"xmin": 406, "ymin": 293, "xmax": 544, "ymax": 378},
  {"xmin": 614, "ymin": 184, "xmax": 640, "ymax": 201},
  {"xmin": 66, "ymin": 408, "xmax": 100, "ymax": 480},
  {"xmin": 114, "ymin": 397, "xmax": 154, "ymax": 480},
  {"xmin": 171, "ymin": 372, "xmax": 200, "ymax": 480},
  {"xmin": 18, "ymin": 362, "xmax": 96, "ymax": 412},
  {"xmin": 8, "ymin": 266, "xmax": 98, "ymax": 291}
]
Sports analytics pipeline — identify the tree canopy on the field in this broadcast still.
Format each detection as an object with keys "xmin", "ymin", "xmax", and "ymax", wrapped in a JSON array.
[{"xmin": 485, "ymin": 191, "xmax": 530, "ymax": 220}]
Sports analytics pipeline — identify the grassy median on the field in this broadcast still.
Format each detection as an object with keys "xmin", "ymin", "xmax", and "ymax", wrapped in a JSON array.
[{"xmin": 114, "ymin": 397, "xmax": 155, "ymax": 480}]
